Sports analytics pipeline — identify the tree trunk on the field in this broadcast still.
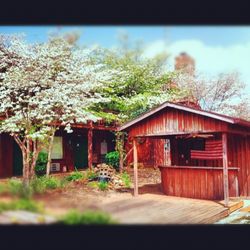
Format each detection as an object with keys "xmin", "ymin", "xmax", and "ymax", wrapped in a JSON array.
[
  {"xmin": 30, "ymin": 140, "xmax": 39, "ymax": 179},
  {"xmin": 46, "ymin": 130, "xmax": 56, "ymax": 177}
]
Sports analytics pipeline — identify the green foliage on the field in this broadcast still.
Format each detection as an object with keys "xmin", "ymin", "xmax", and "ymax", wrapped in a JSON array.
[
  {"xmin": 121, "ymin": 172, "xmax": 131, "ymax": 188},
  {"xmin": 0, "ymin": 199, "xmax": 43, "ymax": 213},
  {"xmin": 65, "ymin": 170, "xmax": 85, "ymax": 182},
  {"xmin": 98, "ymin": 180, "xmax": 109, "ymax": 191},
  {"xmin": 7, "ymin": 179, "xmax": 33, "ymax": 199},
  {"xmin": 105, "ymin": 151, "xmax": 119, "ymax": 171},
  {"xmin": 35, "ymin": 151, "xmax": 48, "ymax": 176},
  {"xmin": 38, "ymin": 176, "xmax": 63, "ymax": 189},
  {"xmin": 86, "ymin": 169, "xmax": 98, "ymax": 180},
  {"xmin": 87, "ymin": 181, "xmax": 99, "ymax": 189},
  {"xmin": 0, "ymin": 183, "xmax": 7, "ymax": 194},
  {"xmin": 59, "ymin": 210, "xmax": 116, "ymax": 225},
  {"xmin": 6, "ymin": 176, "xmax": 65, "ymax": 198},
  {"xmin": 90, "ymin": 39, "xmax": 181, "ymax": 122}
]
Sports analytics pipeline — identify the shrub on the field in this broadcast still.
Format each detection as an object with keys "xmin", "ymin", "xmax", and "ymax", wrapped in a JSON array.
[
  {"xmin": 86, "ymin": 169, "xmax": 98, "ymax": 181},
  {"xmin": 98, "ymin": 180, "xmax": 109, "ymax": 191},
  {"xmin": 7, "ymin": 178, "xmax": 33, "ymax": 199},
  {"xmin": 121, "ymin": 172, "xmax": 131, "ymax": 188},
  {"xmin": 59, "ymin": 210, "xmax": 116, "ymax": 225},
  {"xmin": 105, "ymin": 151, "xmax": 120, "ymax": 171},
  {"xmin": 0, "ymin": 199, "xmax": 43, "ymax": 213},
  {"xmin": 87, "ymin": 181, "xmax": 99, "ymax": 189},
  {"xmin": 35, "ymin": 151, "xmax": 48, "ymax": 176},
  {"xmin": 30, "ymin": 177, "xmax": 46, "ymax": 194},
  {"xmin": 65, "ymin": 170, "xmax": 85, "ymax": 182},
  {"xmin": 0, "ymin": 183, "xmax": 7, "ymax": 194},
  {"xmin": 41, "ymin": 176, "xmax": 62, "ymax": 189}
]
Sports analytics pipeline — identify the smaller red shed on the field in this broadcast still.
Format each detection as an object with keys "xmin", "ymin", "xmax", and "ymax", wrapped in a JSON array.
[{"xmin": 119, "ymin": 101, "xmax": 250, "ymax": 206}]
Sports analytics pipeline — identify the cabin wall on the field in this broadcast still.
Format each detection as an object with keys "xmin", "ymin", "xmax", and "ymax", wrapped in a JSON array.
[
  {"xmin": 125, "ymin": 138, "xmax": 165, "ymax": 167},
  {"xmin": 227, "ymin": 134, "xmax": 250, "ymax": 197},
  {"xmin": 160, "ymin": 167, "xmax": 238, "ymax": 200},
  {"xmin": 0, "ymin": 134, "xmax": 13, "ymax": 178},
  {"xmin": 0, "ymin": 129, "xmax": 115, "ymax": 178},
  {"xmin": 52, "ymin": 128, "xmax": 115, "ymax": 171},
  {"xmin": 128, "ymin": 108, "xmax": 229, "ymax": 137}
]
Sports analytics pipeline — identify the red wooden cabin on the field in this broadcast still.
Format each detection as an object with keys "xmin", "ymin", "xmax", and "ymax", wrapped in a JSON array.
[
  {"xmin": 0, "ymin": 121, "xmax": 116, "ymax": 178},
  {"xmin": 120, "ymin": 101, "xmax": 250, "ymax": 204}
]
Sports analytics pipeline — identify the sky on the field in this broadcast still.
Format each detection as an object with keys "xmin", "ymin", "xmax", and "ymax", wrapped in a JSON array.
[{"xmin": 1, "ymin": 25, "xmax": 250, "ymax": 92}]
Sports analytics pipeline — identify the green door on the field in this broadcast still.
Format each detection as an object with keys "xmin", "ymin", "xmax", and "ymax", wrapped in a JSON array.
[
  {"xmin": 13, "ymin": 141, "xmax": 23, "ymax": 176},
  {"xmin": 72, "ymin": 135, "xmax": 88, "ymax": 169}
]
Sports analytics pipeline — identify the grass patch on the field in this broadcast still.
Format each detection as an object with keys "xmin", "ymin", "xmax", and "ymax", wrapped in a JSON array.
[
  {"xmin": 0, "ymin": 183, "xmax": 7, "ymax": 194},
  {"xmin": 87, "ymin": 181, "xmax": 99, "ymax": 189},
  {"xmin": 121, "ymin": 172, "xmax": 131, "ymax": 188},
  {"xmin": 64, "ymin": 171, "xmax": 85, "ymax": 182},
  {"xmin": 86, "ymin": 169, "xmax": 98, "ymax": 181},
  {"xmin": 7, "ymin": 179, "xmax": 33, "ymax": 199},
  {"xmin": 5, "ymin": 176, "xmax": 66, "ymax": 198},
  {"xmin": 0, "ymin": 199, "xmax": 43, "ymax": 214},
  {"xmin": 59, "ymin": 210, "xmax": 116, "ymax": 225},
  {"xmin": 98, "ymin": 181, "xmax": 109, "ymax": 191}
]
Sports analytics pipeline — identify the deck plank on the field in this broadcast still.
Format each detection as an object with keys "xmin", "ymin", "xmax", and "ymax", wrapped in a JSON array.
[{"xmin": 102, "ymin": 194, "xmax": 241, "ymax": 224}]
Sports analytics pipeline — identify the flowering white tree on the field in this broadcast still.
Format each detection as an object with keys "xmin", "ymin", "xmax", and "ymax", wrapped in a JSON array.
[{"xmin": 0, "ymin": 34, "xmax": 118, "ymax": 184}]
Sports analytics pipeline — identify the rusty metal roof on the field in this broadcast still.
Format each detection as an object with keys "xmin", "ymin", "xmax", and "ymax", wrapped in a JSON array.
[{"xmin": 119, "ymin": 101, "xmax": 250, "ymax": 131}]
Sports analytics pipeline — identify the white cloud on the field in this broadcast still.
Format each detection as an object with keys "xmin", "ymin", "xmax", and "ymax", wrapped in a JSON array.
[{"xmin": 143, "ymin": 39, "xmax": 250, "ymax": 92}]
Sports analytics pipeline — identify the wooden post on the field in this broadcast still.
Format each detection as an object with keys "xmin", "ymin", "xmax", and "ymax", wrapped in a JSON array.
[
  {"xmin": 133, "ymin": 138, "xmax": 138, "ymax": 196},
  {"xmin": 222, "ymin": 133, "xmax": 229, "ymax": 207},
  {"xmin": 88, "ymin": 128, "xmax": 93, "ymax": 170},
  {"xmin": 119, "ymin": 133, "xmax": 124, "ymax": 173}
]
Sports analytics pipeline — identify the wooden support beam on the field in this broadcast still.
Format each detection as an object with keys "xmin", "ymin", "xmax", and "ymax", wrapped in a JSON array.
[
  {"xmin": 88, "ymin": 128, "xmax": 93, "ymax": 170},
  {"xmin": 133, "ymin": 138, "xmax": 138, "ymax": 196},
  {"xmin": 222, "ymin": 133, "xmax": 229, "ymax": 207},
  {"xmin": 118, "ymin": 132, "xmax": 124, "ymax": 173}
]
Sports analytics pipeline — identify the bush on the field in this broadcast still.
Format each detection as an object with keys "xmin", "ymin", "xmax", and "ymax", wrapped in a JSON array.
[
  {"xmin": 59, "ymin": 210, "xmax": 116, "ymax": 225},
  {"xmin": 105, "ymin": 151, "xmax": 120, "ymax": 171},
  {"xmin": 30, "ymin": 177, "xmax": 46, "ymax": 194},
  {"xmin": 0, "ymin": 199, "xmax": 43, "ymax": 213},
  {"xmin": 40, "ymin": 176, "xmax": 62, "ymax": 189},
  {"xmin": 121, "ymin": 172, "xmax": 131, "ymax": 188},
  {"xmin": 65, "ymin": 170, "xmax": 85, "ymax": 182},
  {"xmin": 7, "ymin": 178, "xmax": 33, "ymax": 199},
  {"xmin": 86, "ymin": 169, "xmax": 98, "ymax": 181},
  {"xmin": 98, "ymin": 180, "xmax": 109, "ymax": 191},
  {"xmin": 35, "ymin": 151, "xmax": 48, "ymax": 176},
  {"xmin": 0, "ymin": 183, "xmax": 7, "ymax": 194}
]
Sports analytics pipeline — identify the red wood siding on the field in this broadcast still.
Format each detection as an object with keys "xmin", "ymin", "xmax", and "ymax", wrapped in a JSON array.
[
  {"xmin": 0, "ymin": 134, "xmax": 13, "ymax": 178},
  {"xmin": 125, "ymin": 138, "xmax": 165, "ymax": 167},
  {"xmin": 128, "ymin": 108, "xmax": 229, "ymax": 137},
  {"xmin": 159, "ymin": 167, "xmax": 239, "ymax": 200},
  {"xmin": 227, "ymin": 134, "xmax": 250, "ymax": 197}
]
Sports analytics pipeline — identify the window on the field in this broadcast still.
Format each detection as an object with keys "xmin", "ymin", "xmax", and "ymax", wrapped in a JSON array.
[{"xmin": 51, "ymin": 136, "xmax": 63, "ymax": 159}]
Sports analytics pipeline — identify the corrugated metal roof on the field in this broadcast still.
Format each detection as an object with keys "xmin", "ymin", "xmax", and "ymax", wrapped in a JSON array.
[{"xmin": 119, "ymin": 101, "xmax": 250, "ymax": 131}]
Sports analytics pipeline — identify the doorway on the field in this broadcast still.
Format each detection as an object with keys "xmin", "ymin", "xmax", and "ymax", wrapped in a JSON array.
[
  {"xmin": 13, "ymin": 141, "xmax": 23, "ymax": 176},
  {"xmin": 72, "ymin": 134, "xmax": 88, "ymax": 169}
]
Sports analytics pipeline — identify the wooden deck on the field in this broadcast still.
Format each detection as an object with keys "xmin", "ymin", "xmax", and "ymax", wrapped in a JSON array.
[{"xmin": 101, "ymin": 193, "xmax": 243, "ymax": 224}]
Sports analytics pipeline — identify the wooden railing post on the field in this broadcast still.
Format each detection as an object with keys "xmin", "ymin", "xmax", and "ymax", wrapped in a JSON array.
[
  {"xmin": 133, "ymin": 138, "xmax": 138, "ymax": 196},
  {"xmin": 222, "ymin": 133, "xmax": 229, "ymax": 206}
]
